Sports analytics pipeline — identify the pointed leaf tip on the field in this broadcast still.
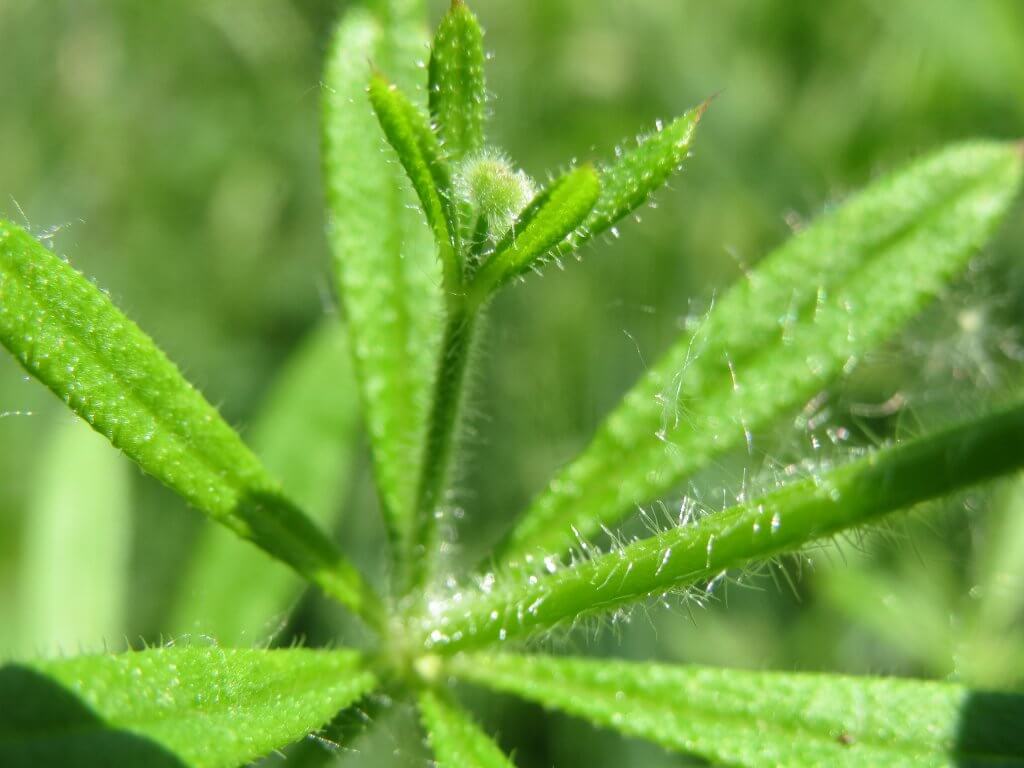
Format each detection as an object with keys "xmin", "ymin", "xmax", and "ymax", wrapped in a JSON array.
[
  {"xmin": 430, "ymin": 0, "xmax": 487, "ymax": 163},
  {"xmin": 369, "ymin": 72, "xmax": 461, "ymax": 293},
  {"xmin": 367, "ymin": 71, "xmax": 391, "ymax": 91},
  {"xmin": 552, "ymin": 102, "xmax": 705, "ymax": 259},
  {"xmin": 695, "ymin": 92, "xmax": 716, "ymax": 120}
]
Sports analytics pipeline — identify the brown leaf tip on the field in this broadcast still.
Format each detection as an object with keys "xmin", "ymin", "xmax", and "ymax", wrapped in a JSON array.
[{"xmin": 694, "ymin": 91, "xmax": 721, "ymax": 123}]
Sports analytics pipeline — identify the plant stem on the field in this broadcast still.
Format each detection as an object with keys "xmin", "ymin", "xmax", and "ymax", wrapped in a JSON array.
[
  {"xmin": 402, "ymin": 301, "xmax": 477, "ymax": 596},
  {"xmin": 414, "ymin": 399, "xmax": 1024, "ymax": 653}
]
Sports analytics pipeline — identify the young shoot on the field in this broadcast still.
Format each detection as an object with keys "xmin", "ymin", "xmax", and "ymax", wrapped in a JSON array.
[{"xmin": 1, "ymin": 2, "xmax": 1023, "ymax": 767}]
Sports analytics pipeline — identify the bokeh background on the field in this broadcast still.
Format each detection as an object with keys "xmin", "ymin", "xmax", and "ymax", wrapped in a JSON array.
[{"xmin": 2, "ymin": 0, "xmax": 1024, "ymax": 765}]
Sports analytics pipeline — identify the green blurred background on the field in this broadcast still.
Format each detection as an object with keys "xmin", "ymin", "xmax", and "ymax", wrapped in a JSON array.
[{"xmin": 2, "ymin": 0, "xmax": 1024, "ymax": 765}]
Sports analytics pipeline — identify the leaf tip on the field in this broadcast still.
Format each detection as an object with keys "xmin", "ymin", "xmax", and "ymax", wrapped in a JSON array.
[{"xmin": 695, "ymin": 92, "xmax": 720, "ymax": 122}]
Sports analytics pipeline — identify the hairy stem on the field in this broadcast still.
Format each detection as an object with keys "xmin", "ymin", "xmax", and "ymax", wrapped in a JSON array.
[
  {"xmin": 402, "ymin": 302, "xmax": 478, "ymax": 596},
  {"xmin": 414, "ymin": 399, "xmax": 1024, "ymax": 652}
]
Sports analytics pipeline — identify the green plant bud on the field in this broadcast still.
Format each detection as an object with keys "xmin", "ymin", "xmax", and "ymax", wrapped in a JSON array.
[{"xmin": 454, "ymin": 149, "xmax": 535, "ymax": 237}]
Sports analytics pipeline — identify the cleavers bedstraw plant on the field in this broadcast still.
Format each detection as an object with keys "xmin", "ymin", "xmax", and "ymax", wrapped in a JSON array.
[{"xmin": 2, "ymin": 1, "xmax": 1024, "ymax": 765}]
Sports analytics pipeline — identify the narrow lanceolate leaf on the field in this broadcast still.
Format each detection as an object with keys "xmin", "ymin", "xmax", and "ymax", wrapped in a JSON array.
[
  {"xmin": 0, "ymin": 223, "xmax": 382, "ymax": 629},
  {"xmin": 369, "ymin": 74, "xmax": 461, "ymax": 291},
  {"xmin": 469, "ymin": 166, "xmax": 601, "ymax": 303},
  {"xmin": 450, "ymin": 654, "xmax": 1024, "ymax": 767},
  {"xmin": 418, "ymin": 399, "xmax": 1024, "ymax": 652},
  {"xmin": 429, "ymin": 0, "xmax": 487, "ymax": 162},
  {"xmin": 497, "ymin": 141, "xmax": 1024, "ymax": 565},
  {"xmin": 418, "ymin": 690, "xmax": 517, "ymax": 768},
  {"xmin": 324, "ymin": 6, "xmax": 443, "ymax": 562},
  {"xmin": 557, "ymin": 103, "xmax": 705, "ymax": 256},
  {"xmin": 0, "ymin": 647, "xmax": 376, "ymax": 768},
  {"xmin": 16, "ymin": 416, "xmax": 131, "ymax": 658},
  {"xmin": 171, "ymin": 323, "xmax": 361, "ymax": 645}
]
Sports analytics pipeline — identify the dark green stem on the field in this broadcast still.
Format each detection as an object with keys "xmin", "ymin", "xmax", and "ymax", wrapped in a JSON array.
[
  {"xmin": 401, "ymin": 302, "xmax": 478, "ymax": 596},
  {"xmin": 460, "ymin": 212, "xmax": 491, "ymax": 283},
  {"xmin": 414, "ymin": 399, "xmax": 1024, "ymax": 653}
]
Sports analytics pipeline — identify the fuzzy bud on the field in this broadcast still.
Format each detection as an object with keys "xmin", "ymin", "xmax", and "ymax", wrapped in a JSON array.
[{"xmin": 454, "ymin": 149, "xmax": 535, "ymax": 237}]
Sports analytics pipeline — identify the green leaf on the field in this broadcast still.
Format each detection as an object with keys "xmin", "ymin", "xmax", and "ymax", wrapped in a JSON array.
[
  {"xmin": 973, "ymin": 473, "xmax": 1024, "ymax": 633},
  {"xmin": 496, "ymin": 141, "xmax": 1024, "ymax": 565},
  {"xmin": 0, "ymin": 647, "xmax": 377, "ymax": 768},
  {"xmin": 469, "ymin": 165, "xmax": 601, "ymax": 303},
  {"xmin": 15, "ymin": 415, "xmax": 131, "ymax": 658},
  {"xmin": 263, "ymin": 692, "xmax": 390, "ymax": 768},
  {"xmin": 368, "ymin": 73, "xmax": 461, "ymax": 292},
  {"xmin": 0, "ymin": 222, "xmax": 382, "ymax": 628},
  {"xmin": 323, "ymin": 5, "xmax": 443, "ymax": 563},
  {"xmin": 418, "ymin": 689, "xmax": 517, "ymax": 768},
  {"xmin": 417, "ymin": 399, "xmax": 1024, "ymax": 651},
  {"xmin": 449, "ymin": 654, "xmax": 1024, "ymax": 767},
  {"xmin": 429, "ymin": 0, "xmax": 487, "ymax": 162},
  {"xmin": 557, "ymin": 103, "xmax": 706, "ymax": 256},
  {"xmin": 170, "ymin": 322, "xmax": 361, "ymax": 645}
]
